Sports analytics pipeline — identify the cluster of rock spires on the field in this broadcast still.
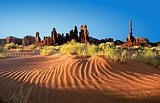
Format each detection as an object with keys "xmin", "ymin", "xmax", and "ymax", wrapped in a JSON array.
[
  {"xmin": 34, "ymin": 24, "xmax": 113, "ymax": 46},
  {"xmin": 0, "ymin": 21, "xmax": 159, "ymax": 47}
]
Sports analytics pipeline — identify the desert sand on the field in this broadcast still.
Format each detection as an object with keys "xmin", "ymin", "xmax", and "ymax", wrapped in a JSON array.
[{"xmin": 0, "ymin": 54, "xmax": 160, "ymax": 103}]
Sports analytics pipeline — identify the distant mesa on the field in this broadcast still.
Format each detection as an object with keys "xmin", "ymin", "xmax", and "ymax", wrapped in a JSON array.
[
  {"xmin": 0, "ymin": 21, "xmax": 159, "ymax": 47},
  {"xmin": 23, "ymin": 36, "xmax": 35, "ymax": 46}
]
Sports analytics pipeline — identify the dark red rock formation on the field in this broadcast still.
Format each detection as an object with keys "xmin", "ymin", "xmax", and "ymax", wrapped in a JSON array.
[
  {"xmin": 34, "ymin": 32, "xmax": 42, "ymax": 46},
  {"xmin": 99, "ymin": 38, "xmax": 113, "ymax": 43},
  {"xmin": 69, "ymin": 30, "xmax": 74, "ymax": 41},
  {"xmin": 114, "ymin": 40, "xmax": 124, "ymax": 45},
  {"xmin": 35, "ymin": 32, "xmax": 41, "ymax": 43},
  {"xmin": 73, "ymin": 26, "xmax": 78, "ymax": 41},
  {"xmin": 42, "ymin": 37, "xmax": 52, "ymax": 46},
  {"xmin": 149, "ymin": 42, "xmax": 159, "ymax": 47},
  {"xmin": 51, "ymin": 28, "xmax": 57, "ymax": 44},
  {"xmin": 2, "ymin": 21, "xmax": 157, "ymax": 47},
  {"xmin": 120, "ymin": 20, "xmax": 150, "ymax": 47},
  {"xmin": 127, "ymin": 20, "xmax": 135, "ymax": 42},
  {"xmin": 22, "ymin": 36, "xmax": 35, "ymax": 46},
  {"xmin": 68, "ymin": 26, "xmax": 79, "ymax": 41},
  {"xmin": 65, "ymin": 33, "xmax": 70, "ymax": 43},
  {"xmin": 33, "ymin": 25, "xmax": 114, "ymax": 46},
  {"xmin": 89, "ymin": 37, "xmax": 100, "ymax": 45},
  {"xmin": 5, "ymin": 36, "xmax": 22, "ymax": 45},
  {"xmin": 0, "ymin": 39, "xmax": 7, "ymax": 46},
  {"xmin": 79, "ymin": 25, "xmax": 89, "ymax": 43},
  {"xmin": 57, "ymin": 33, "xmax": 63, "ymax": 45},
  {"xmin": 135, "ymin": 37, "xmax": 149, "ymax": 44}
]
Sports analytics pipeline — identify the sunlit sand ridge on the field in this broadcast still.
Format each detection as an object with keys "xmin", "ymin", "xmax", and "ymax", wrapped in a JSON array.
[{"xmin": 0, "ymin": 54, "xmax": 160, "ymax": 103}]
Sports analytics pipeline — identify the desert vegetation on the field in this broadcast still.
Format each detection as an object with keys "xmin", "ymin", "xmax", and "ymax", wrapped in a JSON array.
[
  {"xmin": 132, "ymin": 47, "xmax": 160, "ymax": 68},
  {"xmin": 2, "ymin": 41, "xmax": 160, "ymax": 67},
  {"xmin": 4, "ymin": 43, "xmax": 19, "ymax": 50},
  {"xmin": 4, "ymin": 43, "xmax": 41, "ymax": 52},
  {"xmin": 0, "ymin": 46, "xmax": 6, "ymax": 59},
  {"xmin": 39, "ymin": 40, "xmax": 127, "ymax": 63},
  {"xmin": 40, "ymin": 46, "xmax": 59, "ymax": 56},
  {"xmin": 39, "ymin": 40, "xmax": 160, "ymax": 67}
]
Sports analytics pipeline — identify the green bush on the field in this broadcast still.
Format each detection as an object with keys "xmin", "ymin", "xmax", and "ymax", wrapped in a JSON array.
[
  {"xmin": 131, "ymin": 46, "xmax": 142, "ymax": 50},
  {"xmin": 151, "ymin": 46, "xmax": 160, "ymax": 51},
  {"xmin": 0, "ymin": 46, "xmax": 7, "ymax": 59},
  {"xmin": 40, "ymin": 46, "xmax": 58, "ymax": 56},
  {"xmin": 99, "ymin": 42, "xmax": 114, "ymax": 49},
  {"xmin": 29, "ymin": 45, "xmax": 36, "ymax": 50},
  {"xmin": 4, "ymin": 43, "xmax": 18, "ymax": 50},
  {"xmin": 60, "ymin": 40, "xmax": 101, "ymax": 57},
  {"xmin": 103, "ymin": 46, "xmax": 127, "ymax": 63},
  {"xmin": 60, "ymin": 40, "xmax": 81, "ymax": 55},
  {"xmin": 132, "ymin": 48, "xmax": 160, "ymax": 68},
  {"xmin": 60, "ymin": 40, "xmax": 127, "ymax": 63}
]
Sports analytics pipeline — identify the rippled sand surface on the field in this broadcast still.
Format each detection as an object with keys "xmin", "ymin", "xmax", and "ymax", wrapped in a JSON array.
[{"xmin": 0, "ymin": 54, "xmax": 160, "ymax": 103}]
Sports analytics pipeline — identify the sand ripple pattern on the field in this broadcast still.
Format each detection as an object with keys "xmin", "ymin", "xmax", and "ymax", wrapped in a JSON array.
[
  {"xmin": 7, "ymin": 50, "xmax": 40, "ymax": 57},
  {"xmin": 0, "ymin": 54, "xmax": 160, "ymax": 103}
]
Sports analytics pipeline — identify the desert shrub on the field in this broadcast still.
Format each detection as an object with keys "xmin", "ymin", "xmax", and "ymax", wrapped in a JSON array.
[
  {"xmin": 99, "ymin": 42, "xmax": 114, "ymax": 49},
  {"xmin": 77, "ymin": 43, "xmax": 102, "ymax": 57},
  {"xmin": 103, "ymin": 46, "xmax": 127, "ymax": 63},
  {"xmin": 131, "ymin": 46, "xmax": 142, "ymax": 50},
  {"xmin": 115, "ymin": 45, "xmax": 123, "ymax": 49},
  {"xmin": 40, "ymin": 46, "xmax": 58, "ymax": 56},
  {"xmin": 155, "ymin": 46, "xmax": 160, "ymax": 51},
  {"xmin": 60, "ymin": 40, "xmax": 85, "ymax": 55},
  {"xmin": 35, "ymin": 46, "xmax": 41, "ymax": 50},
  {"xmin": 4, "ymin": 43, "xmax": 25, "ymax": 52},
  {"xmin": 60, "ymin": 40, "xmax": 127, "ymax": 63},
  {"xmin": 14, "ymin": 45, "xmax": 24, "ymax": 51},
  {"xmin": 4, "ymin": 43, "xmax": 18, "ymax": 50},
  {"xmin": 85, "ymin": 44, "xmax": 102, "ymax": 56},
  {"xmin": 55, "ymin": 45, "xmax": 62, "ymax": 50},
  {"xmin": 132, "ymin": 48, "xmax": 160, "ymax": 68},
  {"xmin": 151, "ymin": 46, "xmax": 160, "ymax": 51},
  {"xmin": 29, "ymin": 45, "xmax": 36, "ymax": 50},
  {"xmin": 22, "ymin": 45, "xmax": 41, "ymax": 50},
  {"xmin": 60, "ymin": 40, "xmax": 101, "ymax": 57},
  {"xmin": 0, "ymin": 46, "xmax": 7, "ymax": 59}
]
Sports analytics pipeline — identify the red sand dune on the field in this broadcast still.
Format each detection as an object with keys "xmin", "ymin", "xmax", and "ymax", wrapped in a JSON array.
[{"xmin": 0, "ymin": 54, "xmax": 160, "ymax": 103}]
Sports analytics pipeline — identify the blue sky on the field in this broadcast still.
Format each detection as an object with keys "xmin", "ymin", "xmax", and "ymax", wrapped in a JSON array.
[{"xmin": 0, "ymin": 0, "xmax": 159, "ymax": 42}]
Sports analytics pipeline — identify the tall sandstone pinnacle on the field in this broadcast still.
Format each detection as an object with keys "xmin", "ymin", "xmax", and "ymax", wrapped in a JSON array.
[
  {"xmin": 51, "ymin": 28, "xmax": 57, "ymax": 43},
  {"xmin": 79, "ymin": 25, "xmax": 89, "ymax": 43},
  {"xmin": 35, "ymin": 32, "xmax": 41, "ymax": 43},
  {"xmin": 127, "ymin": 20, "xmax": 135, "ymax": 42},
  {"xmin": 73, "ymin": 26, "xmax": 78, "ymax": 41},
  {"xmin": 120, "ymin": 20, "xmax": 150, "ymax": 47}
]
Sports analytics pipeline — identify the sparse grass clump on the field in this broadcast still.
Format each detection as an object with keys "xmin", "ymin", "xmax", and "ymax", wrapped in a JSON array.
[
  {"xmin": 40, "ymin": 46, "xmax": 58, "ymax": 56},
  {"xmin": 60, "ymin": 40, "xmax": 101, "ymax": 57},
  {"xmin": 99, "ymin": 44, "xmax": 127, "ymax": 63},
  {"xmin": 132, "ymin": 47, "xmax": 160, "ymax": 68},
  {"xmin": 4, "ymin": 43, "xmax": 24, "ymax": 51},
  {"xmin": 131, "ymin": 46, "xmax": 142, "ymax": 50},
  {"xmin": 4, "ymin": 43, "xmax": 18, "ymax": 50},
  {"xmin": 29, "ymin": 45, "xmax": 36, "ymax": 50},
  {"xmin": 60, "ymin": 40, "xmax": 127, "ymax": 63},
  {"xmin": 0, "ymin": 46, "xmax": 7, "ymax": 59},
  {"xmin": 103, "ymin": 47, "xmax": 127, "ymax": 63}
]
